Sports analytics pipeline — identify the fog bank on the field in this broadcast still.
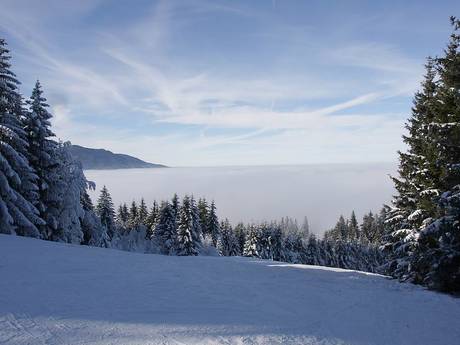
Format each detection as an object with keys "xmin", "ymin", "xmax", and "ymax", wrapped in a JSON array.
[{"xmin": 85, "ymin": 163, "xmax": 396, "ymax": 234}]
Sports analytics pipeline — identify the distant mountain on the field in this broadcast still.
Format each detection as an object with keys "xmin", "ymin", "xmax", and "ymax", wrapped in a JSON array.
[{"xmin": 69, "ymin": 145, "xmax": 167, "ymax": 170}]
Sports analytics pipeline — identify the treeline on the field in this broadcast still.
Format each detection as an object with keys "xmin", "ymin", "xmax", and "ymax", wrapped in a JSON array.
[{"xmin": 94, "ymin": 185, "xmax": 385, "ymax": 272}]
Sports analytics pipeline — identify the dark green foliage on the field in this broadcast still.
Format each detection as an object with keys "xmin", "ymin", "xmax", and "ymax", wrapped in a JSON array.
[{"xmin": 384, "ymin": 17, "xmax": 460, "ymax": 292}]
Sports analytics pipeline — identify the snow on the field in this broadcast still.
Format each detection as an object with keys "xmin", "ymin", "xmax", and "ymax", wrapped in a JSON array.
[{"xmin": 1, "ymin": 235, "xmax": 459, "ymax": 345}]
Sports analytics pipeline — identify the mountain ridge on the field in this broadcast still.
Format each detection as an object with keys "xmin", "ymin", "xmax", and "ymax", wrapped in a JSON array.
[{"xmin": 69, "ymin": 144, "xmax": 167, "ymax": 170}]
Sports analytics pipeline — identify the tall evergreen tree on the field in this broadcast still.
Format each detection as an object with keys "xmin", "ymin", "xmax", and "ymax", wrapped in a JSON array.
[
  {"xmin": 146, "ymin": 200, "xmax": 160, "ymax": 237},
  {"xmin": 190, "ymin": 196, "xmax": 203, "ymax": 245},
  {"xmin": 217, "ymin": 219, "xmax": 237, "ymax": 256},
  {"xmin": 137, "ymin": 198, "xmax": 148, "ymax": 226},
  {"xmin": 171, "ymin": 193, "xmax": 179, "ymax": 220},
  {"xmin": 0, "ymin": 38, "xmax": 42, "ymax": 237},
  {"xmin": 176, "ymin": 195, "xmax": 201, "ymax": 256},
  {"xmin": 152, "ymin": 202, "xmax": 177, "ymax": 255},
  {"xmin": 128, "ymin": 200, "xmax": 138, "ymax": 228},
  {"xmin": 349, "ymin": 211, "xmax": 359, "ymax": 241},
  {"xmin": 197, "ymin": 198, "xmax": 209, "ymax": 235},
  {"xmin": 96, "ymin": 185, "xmax": 115, "ymax": 238},
  {"xmin": 207, "ymin": 200, "xmax": 220, "ymax": 246},
  {"xmin": 385, "ymin": 18, "xmax": 460, "ymax": 291},
  {"xmin": 300, "ymin": 216, "xmax": 310, "ymax": 238},
  {"xmin": 23, "ymin": 80, "xmax": 56, "ymax": 238},
  {"xmin": 233, "ymin": 222, "xmax": 246, "ymax": 255}
]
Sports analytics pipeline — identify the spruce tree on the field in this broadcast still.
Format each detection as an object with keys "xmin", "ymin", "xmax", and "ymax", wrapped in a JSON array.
[
  {"xmin": 152, "ymin": 202, "xmax": 177, "ymax": 255},
  {"xmin": 197, "ymin": 198, "xmax": 209, "ymax": 235},
  {"xmin": 47, "ymin": 142, "xmax": 86, "ymax": 243},
  {"xmin": 217, "ymin": 219, "xmax": 237, "ymax": 256},
  {"xmin": 243, "ymin": 225, "xmax": 261, "ymax": 258},
  {"xmin": 128, "ymin": 200, "xmax": 138, "ymax": 228},
  {"xmin": 137, "ymin": 198, "xmax": 148, "ymax": 226},
  {"xmin": 96, "ymin": 185, "xmax": 116, "ymax": 238},
  {"xmin": 190, "ymin": 196, "xmax": 203, "ymax": 245},
  {"xmin": 411, "ymin": 17, "xmax": 460, "ymax": 291},
  {"xmin": 233, "ymin": 222, "xmax": 246, "ymax": 255},
  {"xmin": 0, "ymin": 38, "xmax": 42, "ymax": 236},
  {"xmin": 385, "ymin": 18, "xmax": 460, "ymax": 291},
  {"xmin": 171, "ymin": 193, "xmax": 179, "ymax": 220},
  {"xmin": 349, "ymin": 211, "xmax": 359, "ymax": 241},
  {"xmin": 176, "ymin": 195, "xmax": 200, "ymax": 256},
  {"xmin": 300, "ymin": 216, "xmax": 310, "ymax": 238},
  {"xmin": 146, "ymin": 200, "xmax": 160, "ymax": 237},
  {"xmin": 23, "ymin": 80, "xmax": 56, "ymax": 237},
  {"xmin": 207, "ymin": 200, "xmax": 220, "ymax": 246}
]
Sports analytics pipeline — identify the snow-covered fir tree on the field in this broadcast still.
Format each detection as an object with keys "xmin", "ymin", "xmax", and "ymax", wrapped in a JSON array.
[
  {"xmin": 95, "ymin": 185, "xmax": 116, "ymax": 239},
  {"xmin": 0, "ymin": 38, "xmax": 42, "ymax": 237},
  {"xmin": 190, "ymin": 196, "xmax": 203, "ymax": 246},
  {"xmin": 197, "ymin": 198, "xmax": 209, "ymax": 235},
  {"xmin": 243, "ymin": 225, "xmax": 261, "ymax": 258},
  {"xmin": 45, "ymin": 142, "xmax": 87, "ymax": 243},
  {"xmin": 80, "ymin": 188, "xmax": 109, "ymax": 247},
  {"xmin": 217, "ymin": 219, "xmax": 238, "ymax": 256},
  {"xmin": 137, "ymin": 198, "xmax": 148, "ymax": 226},
  {"xmin": 152, "ymin": 202, "xmax": 177, "ymax": 255},
  {"xmin": 128, "ymin": 200, "xmax": 138, "ymax": 228},
  {"xmin": 300, "ymin": 216, "xmax": 310, "ymax": 238},
  {"xmin": 385, "ymin": 17, "xmax": 460, "ymax": 292},
  {"xmin": 176, "ymin": 195, "xmax": 201, "ymax": 256},
  {"xmin": 348, "ymin": 211, "xmax": 359, "ymax": 241},
  {"xmin": 23, "ymin": 80, "xmax": 57, "ymax": 238},
  {"xmin": 171, "ymin": 193, "xmax": 179, "ymax": 220},
  {"xmin": 207, "ymin": 200, "xmax": 220, "ymax": 246},
  {"xmin": 146, "ymin": 200, "xmax": 160, "ymax": 237},
  {"xmin": 233, "ymin": 222, "xmax": 246, "ymax": 255}
]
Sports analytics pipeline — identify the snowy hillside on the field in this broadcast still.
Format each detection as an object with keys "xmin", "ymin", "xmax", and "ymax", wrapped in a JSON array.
[{"xmin": 0, "ymin": 235, "xmax": 459, "ymax": 345}]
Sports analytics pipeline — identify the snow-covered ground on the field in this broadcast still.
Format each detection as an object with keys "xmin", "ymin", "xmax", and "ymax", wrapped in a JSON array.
[{"xmin": 0, "ymin": 235, "xmax": 459, "ymax": 345}]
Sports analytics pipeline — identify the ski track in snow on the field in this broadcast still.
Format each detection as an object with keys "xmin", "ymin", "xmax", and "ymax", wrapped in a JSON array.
[{"xmin": 0, "ymin": 235, "xmax": 459, "ymax": 345}]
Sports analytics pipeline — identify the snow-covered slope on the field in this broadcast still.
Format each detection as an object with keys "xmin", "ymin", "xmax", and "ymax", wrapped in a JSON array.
[{"xmin": 0, "ymin": 235, "xmax": 459, "ymax": 345}]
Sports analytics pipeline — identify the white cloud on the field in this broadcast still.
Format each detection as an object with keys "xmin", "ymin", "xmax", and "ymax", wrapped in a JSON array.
[{"xmin": 0, "ymin": 0, "xmax": 420, "ymax": 166}]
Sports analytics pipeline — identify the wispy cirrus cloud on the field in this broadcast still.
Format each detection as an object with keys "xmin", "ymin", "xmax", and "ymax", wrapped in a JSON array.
[{"xmin": 0, "ymin": 0, "xmax": 448, "ymax": 166}]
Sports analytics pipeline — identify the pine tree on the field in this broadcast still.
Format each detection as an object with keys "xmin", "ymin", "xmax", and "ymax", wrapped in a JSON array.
[
  {"xmin": 217, "ymin": 219, "xmax": 237, "ymax": 256},
  {"xmin": 80, "ymin": 188, "xmax": 108, "ymax": 247},
  {"xmin": 146, "ymin": 200, "xmax": 160, "ymax": 237},
  {"xmin": 243, "ymin": 225, "xmax": 260, "ymax": 258},
  {"xmin": 385, "ymin": 18, "xmax": 460, "ymax": 291},
  {"xmin": 349, "ymin": 211, "xmax": 359, "ymax": 241},
  {"xmin": 128, "ymin": 200, "xmax": 138, "ymax": 228},
  {"xmin": 23, "ymin": 80, "xmax": 57, "ymax": 238},
  {"xmin": 171, "ymin": 193, "xmax": 179, "ymax": 220},
  {"xmin": 233, "ymin": 222, "xmax": 246, "ymax": 255},
  {"xmin": 152, "ymin": 202, "xmax": 177, "ymax": 255},
  {"xmin": 137, "ymin": 198, "xmax": 148, "ymax": 226},
  {"xmin": 361, "ymin": 212, "xmax": 377, "ymax": 244},
  {"xmin": 197, "ymin": 198, "xmax": 209, "ymax": 235},
  {"xmin": 329, "ymin": 215, "xmax": 348, "ymax": 242},
  {"xmin": 410, "ymin": 17, "xmax": 460, "ymax": 291},
  {"xmin": 96, "ymin": 185, "xmax": 116, "ymax": 238},
  {"xmin": 0, "ymin": 38, "xmax": 42, "ymax": 237},
  {"xmin": 207, "ymin": 200, "xmax": 220, "ymax": 246},
  {"xmin": 46, "ymin": 142, "xmax": 86, "ymax": 243},
  {"xmin": 176, "ymin": 195, "xmax": 200, "ymax": 256},
  {"xmin": 190, "ymin": 196, "xmax": 203, "ymax": 245},
  {"xmin": 300, "ymin": 216, "xmax": 310, "ymax": 238}
]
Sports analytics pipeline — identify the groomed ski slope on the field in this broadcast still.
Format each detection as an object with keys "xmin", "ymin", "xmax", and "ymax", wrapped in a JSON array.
[{"xmin": 0, "ymin": 235, "xmax": 459, "ymax": 345}]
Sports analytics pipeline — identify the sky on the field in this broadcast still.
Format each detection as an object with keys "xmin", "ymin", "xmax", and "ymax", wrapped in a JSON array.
[{"xmin": 0, "ymin": 0, "xmax": 459, "ymax": 167}]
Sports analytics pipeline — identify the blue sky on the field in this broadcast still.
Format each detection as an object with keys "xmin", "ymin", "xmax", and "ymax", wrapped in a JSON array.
[{"xmin": 1, "ymin": 0, "xmax": 458, "ymax": 166}]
